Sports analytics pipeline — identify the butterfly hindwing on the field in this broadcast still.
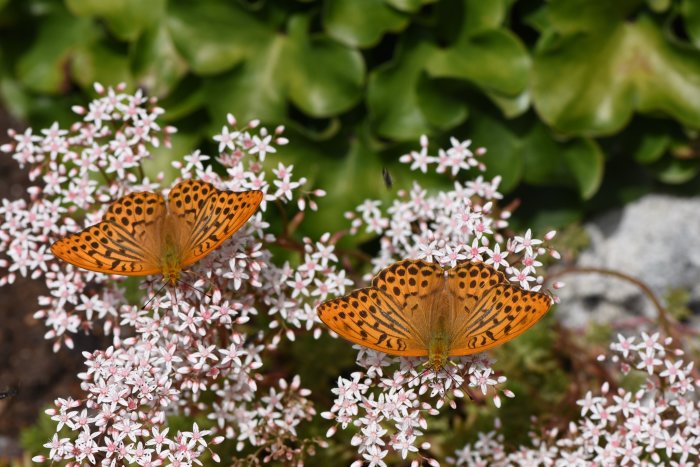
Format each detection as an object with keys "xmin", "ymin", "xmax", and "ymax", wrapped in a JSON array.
[
  {"xmin": 51, "ymin": 191, "xmax": 166, "ymax": 275},
  {"xmin": 449, "ymin": 283, "xmax": 552, "ymax": 355},
  {"xmin": 168, "ymin": 180, "xmax": 263, "ymax": 268},
  {"xmin": 317, "ymin": 287, "xmax": 428, "ymax": 357},
  {"xmin": 447, "ymin": 261, "xmax": 508, "ymax": 313}
]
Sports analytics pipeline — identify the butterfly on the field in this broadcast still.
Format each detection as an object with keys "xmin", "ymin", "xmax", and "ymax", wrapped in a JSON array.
[
  {"xmin": 51, "ymin": 180, "xmax": 263, "ymax": 286},
  {"xmin": 317, "ymin": 259, "xmax": 552, "ymax": 370}
]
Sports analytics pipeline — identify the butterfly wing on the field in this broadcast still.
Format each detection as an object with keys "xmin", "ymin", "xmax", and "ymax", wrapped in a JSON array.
[
  {"xmin": 317, "ymin": 287, "xmax": 429, "ymax": 357},
  {"xmin": 167, "ymin": 180, "xmax": 263, "ymax": 268},
  {"xmin": 318, "ymin": 259, "xmax": 446, "ymax": 357},
  {"xmin": 371, "ymin": 258, "xmax": 446, "ymax": 338},
  {"xmin": 446, "ymin": 261, "xmax": 508, "ymax": 312},
  {"xmin": 51, "ymin": 192, "xmax": 166, "ymax": 276},
  {"xmin": 448, "ymin": 283, "xmax": 552, "ymax": 355}
]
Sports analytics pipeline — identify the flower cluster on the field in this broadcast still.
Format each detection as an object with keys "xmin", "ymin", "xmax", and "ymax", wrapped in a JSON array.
[
  {"xmin": 322, "ymin": 138, "xmax": 561, "ymax": 465},
  {"xmin": 348, "ymin": 137, "xmax": 558, "ymax": 293},
  {"xmin": 0, "ymin": 83, "xmax": 335, "ymax": 464},
  {"xmin": 448, "ymin": 332, "xmax": 700, "ymax": 465}
]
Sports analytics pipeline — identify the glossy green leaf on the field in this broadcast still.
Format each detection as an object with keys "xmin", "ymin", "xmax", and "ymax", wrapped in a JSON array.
[
  {"xmin": 633, "ymin": 132, "xmax": 671, "ymax": 164},
  {"xmin": 521, "ymin": 124, "xmax": 571, "ymax": 185},
  {"xmin": 647, "ymin": 0, "xmax": 671, "ymax": 13},
  {"xmin": 66, "ymin": 0, "xmax": 165, "ymax": 41},
  {"xmin": 654, "ymin": 158, "xmax": 700, "ymax": 184},
  {"xmin": 461, "ymin": 0, "xmax": 507, "ymax": 34},
  {"xmin": 520, "ymin": 122, "xmax": 603, "ymax": 199},
  {"xmin": 486, "ymin": 90, "xmax": 531, "ymax": 118},
  {"xmin": 286, "ymin": 17, "xmax": 365, "ymax": 117},
  {"xmin": 70, "ymin": 41, "xmax": 132, "ymax": 90},
  {"xmin": 132, "ymin": 24, "xmax": 188, "ymax": 97},
  {"xmin": 427, "ymin": 29, "xmax": 530, "ymax": 97},
  {"xmin": 312, "ymin": 138, "xmax": 386, "ymax": 236},
  {"xmin": 467, "ymin": 112, "xmax": 522, "ymax": 193},
  {"xmin": 16, "ymin": 10, "xmax": 97, "ymax": 93},
  {"xmin": 561, "ymin": 138, "xmax": 604, "ymax": 199},
  {"xmin": 533, "ymin": 12, "xmax": 700, "ymax": 135},
  {"xmin": 368, "ymin": 37, "xmax": 435, "ymax": 140},
  {"xmin": 167, "ymin": 0, "xmax": 271, "ymax": 75},
  {"xmin": 545, "ymin": 0, "xmax": 642, "ymax": 32},
  {"xmin": 203, "ymin": 36, "xmax": 288, "ymax": 123},
  {"xmin": 385, "ymin": 0, "xmax": 426, "ymax": 13},
  {"xmin": 415, "ymin": 76, "xmax": 469, "ymax": 130},
  {"xmin": 368, "ymin": 35, "xmax": 468, "ymax": 140},
  {"xmin": 682, "ymin": 0, "xmax": 700, "ymax": 48},
  {"xmin": 323, "ymin": 0, "xmax": 409, "ymax": 48}
]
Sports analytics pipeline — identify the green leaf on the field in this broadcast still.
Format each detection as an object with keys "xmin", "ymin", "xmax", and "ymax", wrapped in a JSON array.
[
  {"xmin": 203, "ymin": 36, "xmax": 288, "ymax": 123},
  {"xmin": 521, "ymin": 123, "xmax": 603, "ymax": 199},
  {"xmin": 167, "ymin": 0, "xmax": 271, "ymax": 75},
  {"xmin": 467, "ymin": 112, "xmax": 523, "ymax": 192},
  {"xmin": 561, "ymin": 138, "xmax": 604, "ymax": 199},
  {"xmin": 415, "ymin": 76, "xmax": 469, "ymax": 130},
  {"xmin": 486, "ymin": 89, "xmax": 531, "ymax": 118},
  {"xmin": 461, "ymin": 0, "xmax": 508, "ymax": 34},
  {"xmin": 132, "ymin": 23, "xmax": 188, "ymax": 97},
  {"xmin": 533, "ymin": 12, "xmax": 700, "ymax": 134},
  {"xmin": 311, "ymin": 137, "xmax": 386, "ymax": 236},
  {"xmin": 285, "ymin": 17, "xmax": 365, "ymax": 117},
  {"xmin": 631, "ymin": 123, "xmax": 672, "ymax": 163},
  {"xmin": 70, "ymin": 41, "xmax": 132, "ymax": 90},
  {"xmin": 654, "ymin": 158, "xmax": 700, "ymax": 183},
  {"xmin": 544, "ymin": 0, "xmax": 642, "ymax": 32},
  {"xmin": 427, "ymin": 29, "xmax": 530, "ymax": 96},
  {"xmin": 158, "ymin": 77, "xmax": 207, "ymax": 121},
  {"xmin": 66, "ymin": 0, "xmax": 165, "ymax": 41},
  {"xmin": 647, "ymin": 0, "xmax": 671, "ymax": 13},
  {"xmin": 368, "ymin": 35, "xmax": 468, "ymax": 140},
  {"xmin": 16, "ymin": 9, "xmax": 98, "ymax": 93},
  {"xmin": 385, "ymin": 0, "xmax": 427, "ymax": 13},
  {"xmin": 323, "ymin": 0, "xmax": 410, "ymax": 48},
  {"xmin": 682, "ymin": 0, "xmax": 700, "ymax": 48}
]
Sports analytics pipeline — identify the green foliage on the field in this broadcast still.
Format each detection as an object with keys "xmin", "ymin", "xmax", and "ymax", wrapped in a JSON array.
[
  {"xmin": 2, "ymin": 0, "xmax": 700, "ymax": 237},
  {"xmin": 665, "ymin": 286, "xmax": 692, "ymax": 321}
]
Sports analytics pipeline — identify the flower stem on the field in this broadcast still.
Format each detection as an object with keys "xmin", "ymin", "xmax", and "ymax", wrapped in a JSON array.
[{"xmin": 547, "ymin": 267, "xmax": 675, "ymax": 340}]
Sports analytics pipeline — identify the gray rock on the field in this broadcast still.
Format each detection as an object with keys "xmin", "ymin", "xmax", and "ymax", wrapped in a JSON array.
[{"xmin": 554, "ymin": 194, "xmax": 700, "ymax": 330}]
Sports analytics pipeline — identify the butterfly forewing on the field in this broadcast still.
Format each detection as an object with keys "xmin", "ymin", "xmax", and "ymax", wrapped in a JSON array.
[
  {"xmin": 167, "ymin": 180, "xmax": 263, "ymax": 268},
  {"xmin": 449, "ymin": 283, "xmax": 552, "ymax": 355},
  {"xmin": 51, "ymin": 192, "xmax": 165, "ymax": 275},
  {"xmin": 317, "ymin": 287, "xmax": 428, "ymax": 357}
]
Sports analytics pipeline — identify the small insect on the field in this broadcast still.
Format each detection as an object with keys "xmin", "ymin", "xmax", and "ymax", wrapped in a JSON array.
[
  {"xmin": 51, "ymin": 180, "xmax": 262, "ymax": 285},
  {"xmin": 0, "ymin": 386, "xmax": 18, "ymax": 399},
  {"xmin": 382, "ymin": 167, "xmax": 393, "ymax": 189},
  {"xmin": 317, "ymin": 259, "xmax": 552, "ymax": 371}
]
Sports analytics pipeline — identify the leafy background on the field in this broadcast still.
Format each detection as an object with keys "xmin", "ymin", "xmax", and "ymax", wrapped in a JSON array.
[{"xmin": 1, "ymin": 0, "xmax": 700, "ymax": 463}]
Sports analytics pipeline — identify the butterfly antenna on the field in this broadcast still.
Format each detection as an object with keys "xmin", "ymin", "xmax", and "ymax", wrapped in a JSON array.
[
  {"xmin": 176, "ymin": 279, "xmax": 213, "ymax": 301},
  {"xmin": 403, "ymin": 363, "xmax": 431, "ymax": 388},
  {"xmin": 446, "ymin": 360, "xmax": 474, "ymax": 402},
  {"xmin": 143, "ymin": 282, "xmax": 169, "ymax": 310}
]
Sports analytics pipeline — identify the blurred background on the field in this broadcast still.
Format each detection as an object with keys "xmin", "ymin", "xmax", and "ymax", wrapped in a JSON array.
[{"xmin": 1, "ymin": 0, "xmax": 700, "ymax": 464}]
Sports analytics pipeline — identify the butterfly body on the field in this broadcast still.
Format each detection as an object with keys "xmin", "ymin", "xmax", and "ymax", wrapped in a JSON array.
[
  {"xmin": 51, "ymin": 180, "xmax": 263, "ymax": 285},
  {"xmin": 318, "ymin": 259, "xmax": 552, "ymax": 366}
]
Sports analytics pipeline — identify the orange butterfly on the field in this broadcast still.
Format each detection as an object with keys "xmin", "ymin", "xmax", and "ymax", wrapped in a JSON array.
[
  {"xmin": 317, "ymin": 259, "xmax": 552, "ymax": 370},
  {"xmin": 51, "ymin": 180, "xmax": 262, "ymax": 286}
]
